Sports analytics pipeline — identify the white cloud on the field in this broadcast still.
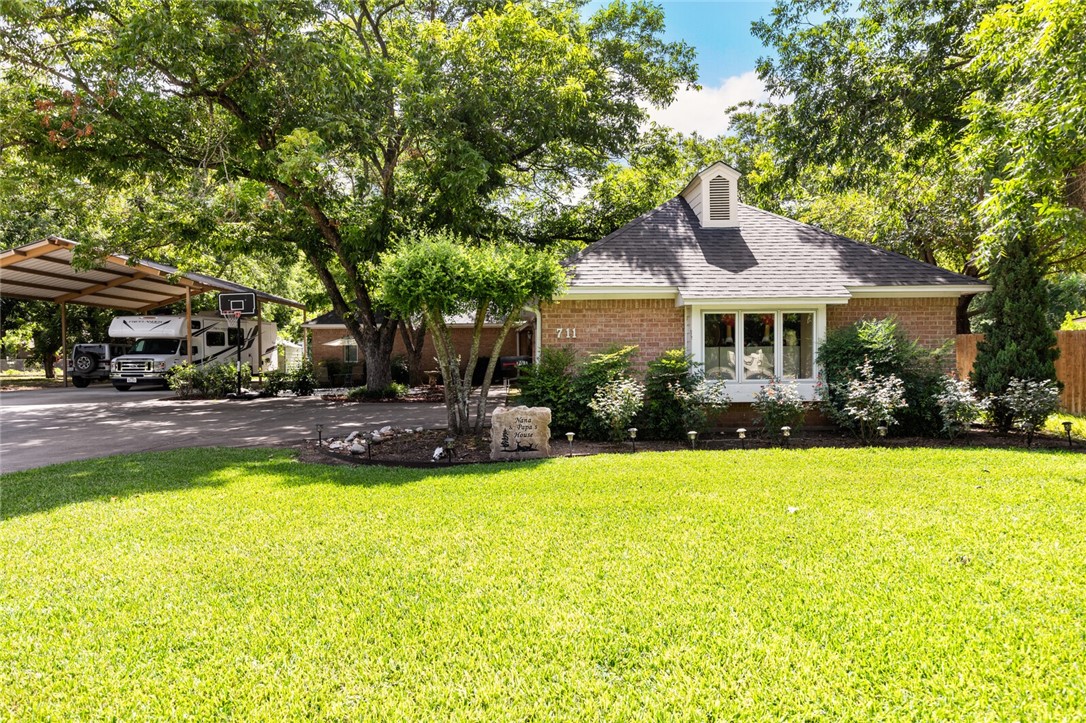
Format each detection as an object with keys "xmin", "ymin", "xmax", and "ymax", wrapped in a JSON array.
[{"xmin": 646, "ymin": 70, "xmax": 772, "ymax": 137}]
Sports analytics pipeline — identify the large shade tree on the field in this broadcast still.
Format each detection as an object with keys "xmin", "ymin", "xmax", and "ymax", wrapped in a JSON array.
[{"xmin": 0, "ymin": 0, "xmax": 696, "ymax": 388}]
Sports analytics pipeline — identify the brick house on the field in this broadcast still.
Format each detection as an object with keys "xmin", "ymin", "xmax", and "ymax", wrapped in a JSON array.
[
  {"xmin": 303, "ymin": 310, "xmax": 532, "ymax": 385},
  {"xmin": 537, "ymin": 161, "xmax": 989, "ymax": 403}
]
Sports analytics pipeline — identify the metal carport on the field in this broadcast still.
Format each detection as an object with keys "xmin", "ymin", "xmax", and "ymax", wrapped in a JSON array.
[{"xmin": 0, "ymin": 236, "xmax": 306, "ymax": 386}]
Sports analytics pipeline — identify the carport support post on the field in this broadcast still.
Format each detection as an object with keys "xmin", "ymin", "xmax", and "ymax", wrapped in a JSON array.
[
  {"xmin": 60, "ymin": 301, "xmax": 68, "ymax": 388},
  {"xmin": 256, "ymin": 301, "xmax": 263, "ymax": 375},
  {"xmin": 185, "ymin": 288, "xmax": 193, "ymax": 364}
]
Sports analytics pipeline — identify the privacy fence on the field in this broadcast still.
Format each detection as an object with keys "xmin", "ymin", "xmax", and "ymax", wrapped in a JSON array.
[{"xmin": 956, "ymin": 331, "xmax": 1086, "ymax": 415}]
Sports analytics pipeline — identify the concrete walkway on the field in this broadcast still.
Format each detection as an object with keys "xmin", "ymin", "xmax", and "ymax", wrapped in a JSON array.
[{"xmin": 0, "ymin": 385, "xmax": 508, "ymax": 474}]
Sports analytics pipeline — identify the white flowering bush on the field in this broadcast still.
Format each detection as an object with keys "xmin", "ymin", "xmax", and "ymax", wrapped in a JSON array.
[
  {"xmin": 589, "ymin": 377, "xmax": 646, "ymax": 442},
  {"xmin": 936, "ymin": 376, "xmax": 987, "ymax": 440},
  {"xmin": 752, "ymin": 379, "xmax": 807, "ymax": 437},
  {"xmin": 842, "ymin": 358, "xmax": 908, "ymax": 443},
  {"xmin": 1003, "ymin": 377, "xmax": 1061, "ymax": 445},
  {"xmin": 692, "ymin": 378, "xmax": 732, "ymax": 411}
]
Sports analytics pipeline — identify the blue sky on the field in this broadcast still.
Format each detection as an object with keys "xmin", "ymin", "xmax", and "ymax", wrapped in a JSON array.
[{"xmin": 586, "ymin": 1, "xmax": 779, "ymax": 136}]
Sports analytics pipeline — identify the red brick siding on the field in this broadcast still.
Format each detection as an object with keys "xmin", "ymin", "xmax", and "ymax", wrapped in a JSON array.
[
  {"xmin": 826, "ymin": 297, "xmax": 958, "ymax": 351},
  {"xmin": 539, "ymin": 299, "xmax": 686, "ymax": 369}
]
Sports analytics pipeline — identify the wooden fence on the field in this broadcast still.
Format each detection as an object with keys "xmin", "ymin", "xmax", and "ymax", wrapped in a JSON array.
[{"xmin": 956, "ymin": 331, "xmax": 1086, "ymax": 415}]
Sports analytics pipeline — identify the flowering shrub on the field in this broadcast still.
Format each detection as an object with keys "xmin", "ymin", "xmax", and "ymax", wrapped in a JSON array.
[
  {"xmin": 589, "ymin": 377, "xmax": 646, "ymax": 442},
  {"xmin": 166, "ymin": 362, "xmax": 251, "ymax": 399},
  {"xmin": 841, "ymin": 358, "xmax": 908, "ymax": 443},
  {"xmin": 1003, "ymin": 377, "xmax": 1061, "ymax": 446},
  {"xmin": 936, "ymin": 376, "xmax": 986, "ymax": 440},
  {"xmin": 751, "ymin": 379, "xmax": 807, "ymax": 437},
  {"xmin": 639, "ymin": 350, "xmax": 731, "ymax": 439},
  {"xmin": 693, "ymin": 378, "xmax": 733, "ymax": 411}
]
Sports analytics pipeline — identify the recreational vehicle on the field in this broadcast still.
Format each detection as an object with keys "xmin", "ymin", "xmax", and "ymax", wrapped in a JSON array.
[{"xmin": 107, "ymin": 314, "xmax": 277, "ymax": 391}]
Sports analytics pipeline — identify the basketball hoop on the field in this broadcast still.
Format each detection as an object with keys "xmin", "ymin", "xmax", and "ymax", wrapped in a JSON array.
[{"xmin": 233, "ymin": 310, "xmax": 242, "ymax": 320}]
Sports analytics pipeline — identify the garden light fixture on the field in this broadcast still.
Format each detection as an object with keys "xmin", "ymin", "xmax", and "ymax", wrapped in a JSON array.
[
  {"xmin": 688, "ymin": 430, "xmax": 698, "ymax": 450},
  {"xmin": 737, "ymin": 427, "xmax": 747, "ymax": 449},
  {"xmin": 781, "ymin": 426, "xmax": 791, "ymax": 446},
  {"xmin": 877, "ymin": 425, "xmax": 888, "ymax": 440},
  {"xmin": 444, "ymin": 436, "xmax": 455, "ymax": 463},
  {"xmin": 1064, "ymin": 421, "xmax": 1074, "ymax": 448},
  {"xmin": 628, "ymin": 427, "xmax": 637, "ymax": 452},
  {"xmin": 566, "ymin": 431, "xmax": 575, "ymax": 457},
  {"xmin": 316, "ymin": 423, "xmax": 324, "ymax": 448}
]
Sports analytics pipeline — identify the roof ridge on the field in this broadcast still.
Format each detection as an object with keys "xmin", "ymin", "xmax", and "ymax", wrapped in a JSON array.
[{"xmin": 738, "ymin": 204, "xmax": 984, "ymax": 285}]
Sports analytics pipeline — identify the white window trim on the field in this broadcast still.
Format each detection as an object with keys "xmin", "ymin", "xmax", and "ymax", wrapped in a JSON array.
[{"xmin": 691, "ymin": 305, "xmax": 826, "ymax": 403}]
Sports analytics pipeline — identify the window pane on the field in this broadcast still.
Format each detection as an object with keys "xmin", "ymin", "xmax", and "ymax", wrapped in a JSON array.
[
  {"xmin": 743, "ymin": 313, "xmax": 776, "ymax": 380},
  {"xmin": 703, "ymin": 313, "xmax": 736, "ymax": 380},
  {"xmin": 782, "ymin": 313, "xmax": 814, "ymax": 379},
  {"xmin": 343, "ymin": 343, "xmax": 358, "ymax": 364}
]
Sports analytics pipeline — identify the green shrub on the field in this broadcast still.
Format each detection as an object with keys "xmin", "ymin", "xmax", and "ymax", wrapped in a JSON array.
[
  {"xmin": 520, "ymin": 345, "xmax": 637, "ymax": 440},
  {"xmin": 346, "ymin": 382, "xmax": 408, "ymax": 401},
  {"xmin": 818, "ymin": 317, "xmax": 947, "ymax": 436},
  {"xmin": 519, "ymin": 347, "xmax": 578, "ymax": 433},
  {"xmin": 637, "ymin": 350, "xmax": 732, "ymax": 439},
  {"xmin": 166, "ymin": 361, "xmax": 200, "ymax": 399},
  {"xmin": 166, "ymin": 362, "xmax": 250, "ymax": 399},
  {"xmin": 752, "ymin": 379, "xmax": 808, "ymax": 437},
  {"xmin": 261, "ymin": 369, "xmax": 290, "ymax": 397},
  {"xmin": 589, "ymin": 377, "xmax": 646, "ymax": 442},
  {"xmin": 289, "ymin": 360, "xmax": 317, "ymax": 396}
]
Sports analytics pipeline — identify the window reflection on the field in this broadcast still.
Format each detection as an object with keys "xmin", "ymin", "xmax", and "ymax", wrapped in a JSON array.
[
  {"xmin": 782, "ymin": 313, "xmax": 814, "ymax": 379},
  {"xmin": 703, "ymin": 313, "xmax": 736, "ymax": 380},
  {"xmin": 743, "ymin": 313, "xmax": 775, "ymax": 380}
]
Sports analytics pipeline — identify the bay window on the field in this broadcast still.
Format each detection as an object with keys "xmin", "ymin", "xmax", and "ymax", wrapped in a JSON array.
[{"xmin": 702, "ymin": 310, "xmax": 817, "ymax": 383}]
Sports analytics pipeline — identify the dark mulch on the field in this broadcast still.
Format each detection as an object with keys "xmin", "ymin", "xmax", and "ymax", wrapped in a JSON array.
[{"xmin": 294, "ymin": 425, "xmax": 1082, "ymax": 468}]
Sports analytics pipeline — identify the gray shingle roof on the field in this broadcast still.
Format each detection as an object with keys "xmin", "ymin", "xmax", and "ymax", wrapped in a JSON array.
[{"xmin": 565, "ymin": 197, "xmax": 987, "ymax": 299}]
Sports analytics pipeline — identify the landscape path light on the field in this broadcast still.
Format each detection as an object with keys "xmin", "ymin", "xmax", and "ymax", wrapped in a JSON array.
[
  {"xmin": 877, "ymin": 425, "xmax": 888, "ymax": 444},
  {"xmin": 1064, "ymin": 420, "xmax": 1074, "ymax": 448},
  {"xmin": 444, "ymin": 435, "xmax": 456, "ymax": 463},
  {"xmin": 566, "ymin": 431, "xmax": 575, "ymax": 457},
  {"xmin": 781, "ymin": 426, "xmax": 791, "ymax": 447},
  {"xmin": 688, "ymin": 430, "xmax": 698, "ymax": 450},
  {"xmin": 737, "ymin": 427, "xmax": 747, "ymax": 450},
  {"xmin": 628, "ymin": 427, "xmax": 638, "ymax": 452},
  {"xmin": 316, "ymin": 423, "xmax": 324, "ymax": 448}
]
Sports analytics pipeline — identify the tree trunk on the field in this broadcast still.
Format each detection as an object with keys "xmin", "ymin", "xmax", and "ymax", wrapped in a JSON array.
[
  {"xmin": 363, "ymin": 319, "xmax": 399, "ymax": 390},
  {"xmin": 473, "ymin": 314, "xmax": 520, "ymax": 433},
  {"xmin": 399, "ymin": 318, "xmax": 427, "ymax": 386},
  {"xmin": 956, "ymin": 293, "xmax": 975, "ymax": 334},
  {"xmin": 42, "ymin": 351, "xmax": 57, "ymax": 379}
]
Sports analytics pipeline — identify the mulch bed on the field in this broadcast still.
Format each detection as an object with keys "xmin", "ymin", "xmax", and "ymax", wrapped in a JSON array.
[{"xmin": 294, "ymin": 426, "xmax": 1083, "ymax": 468}]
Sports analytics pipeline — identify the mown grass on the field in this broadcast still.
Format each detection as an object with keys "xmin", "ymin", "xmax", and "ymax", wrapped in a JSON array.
[{"xmin": 2, "ymin": 447, "xmax": 1085, "ymax": 720}]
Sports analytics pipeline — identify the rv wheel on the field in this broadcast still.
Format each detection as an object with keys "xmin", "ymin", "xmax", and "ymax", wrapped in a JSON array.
[
  {"xmin": 72, "ymin": 376, "xmax": 91, "ymax": 388},
  {"xmin": 73, "ymin": 351, "xmax": 98, "ymax": 374},
  {"xmin": 113, "ymin": 384, "xmax": 132, "ymax": 392}
]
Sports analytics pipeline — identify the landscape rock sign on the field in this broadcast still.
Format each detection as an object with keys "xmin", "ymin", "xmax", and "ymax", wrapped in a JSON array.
[{"xmin": 490, "ymin": 406, "xmax": 551, "ymax": 461}]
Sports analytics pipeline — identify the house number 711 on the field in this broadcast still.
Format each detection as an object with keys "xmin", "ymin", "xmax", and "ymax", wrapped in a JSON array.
[{"xmin": 556, "ymin": 327, "xmax": 577, "ymax": 339}]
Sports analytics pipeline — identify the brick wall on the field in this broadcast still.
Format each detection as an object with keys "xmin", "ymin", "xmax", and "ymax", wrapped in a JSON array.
[
  {"xmin": 826, "ymin": 297, "xmax": 958, "ymax": 351},
  {"xmin": 539, "ymin": 299, "xmax": 686, "ymax": 370},
  {"xmin": 309, "ymin": 326, "xmax": 524, "ymax": 383}
]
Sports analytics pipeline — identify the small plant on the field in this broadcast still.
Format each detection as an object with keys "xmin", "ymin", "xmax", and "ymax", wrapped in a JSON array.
[
  {"xmin": 936, "ymin": 376, "xmax": 986, "ymax": 440},
  {"xmin": 589, "ymin": 377, "xmax": 646, "ymax": 442},
  {"xmin": 347, "ymin": 382, "xmax": 408, "ymax": 401},
  {"xmin": 289, "ymin": 359, "xmax": 317, "ymax": 396},
  {"xmin": 1003, "ymin": 377, "xmax": 1061, "ymax": 446},
  {"xmin": 261, "ymin": 369, "xmax": 290, "ymax": 397},
  {"xmin": 752, "ymin": 379, "xmax": 807, "ymax": 438},
  {"xmin": 166, "ymin": 361, "xmax": 200, "ymax": 399},
  {"xmin": 640, "ymin": 350, "xmax": 730, "ymax": 439},
  {"xmin": 841, "ymin": 358, "xmax": 907, "ymax": 443}
]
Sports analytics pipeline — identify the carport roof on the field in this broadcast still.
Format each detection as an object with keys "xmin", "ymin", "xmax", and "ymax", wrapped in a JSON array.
[{"xmin": 0, "ymin": 236, "xmax": 305, "ymax": 311}]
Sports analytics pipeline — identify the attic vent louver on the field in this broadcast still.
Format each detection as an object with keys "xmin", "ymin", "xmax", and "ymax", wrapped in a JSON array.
[{"xmin": 708, "ymin": 176, "xmax": 730, "ymax": 221}]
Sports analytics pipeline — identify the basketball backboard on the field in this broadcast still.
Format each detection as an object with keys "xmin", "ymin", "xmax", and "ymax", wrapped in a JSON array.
[{"xmin": 217, "ymin": 292, "xmax": 257, "ymax": 316}]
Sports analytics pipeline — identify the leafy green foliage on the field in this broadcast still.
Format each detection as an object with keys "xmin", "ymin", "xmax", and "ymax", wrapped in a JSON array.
[
  {"xmin": 377, "ymin": 231, "xmax": 566, "ymax": 433},
  {"xmin": 639, "ymin": 349, "xmax": 710, "ymax": 440},
  {"xmin": 288, "ymin": 359, "xmax": 316, "ymax": 397},
  {"xmin": 346, "ymin": 382, "xmax": 408, "ymax": 401},
  {"xmin": 752, "ymin": 380, "xmax": 808, "ymax": 438},
  {"xmin": 588, "ymin": 377, "xmax": 645, "ymax": 442},
  {"xmin": 971, "ymin": 237, "xmax": 1060, "ymax": 431},
  {"xmin": 519, "ymin": 347, "xmax": 578, "ymax": 433},
  {"xmin": 3, "ymin": 447, "xmax": 1086, "ymax": 718},
  {"xmin": 166, "ymin": 362, "xmax": 251, "ymax": 399},
  {"xmin": 818, "ymin": 318, "xmax": 948, "ymax": 436}
]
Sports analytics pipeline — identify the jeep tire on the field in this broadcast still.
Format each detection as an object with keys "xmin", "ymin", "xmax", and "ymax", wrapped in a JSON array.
[
  {"xmin": 113, "ymin": 383, "xmax": 132, "ymax": 391},
  {"xmin": 72, "ymin": 376, "xmax": 91, "ymax": 388},
  {"xmin": 73, "ymin": 351, "xmax": 99, "ymax": 375}
]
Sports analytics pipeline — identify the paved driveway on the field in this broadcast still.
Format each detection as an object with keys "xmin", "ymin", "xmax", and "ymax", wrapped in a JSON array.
[{"xmin": 1, "ymin": 385, "xmax": 501, "ymax": 473}]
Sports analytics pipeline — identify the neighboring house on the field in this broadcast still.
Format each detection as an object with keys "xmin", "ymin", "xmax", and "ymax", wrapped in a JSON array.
[
  {"xmin": 303, "ymin": 310, "xmax": 533, "ymax": 383},
  {"xmin": 537, "ymin": 161, "xmax": 990, "ymax": 403}
]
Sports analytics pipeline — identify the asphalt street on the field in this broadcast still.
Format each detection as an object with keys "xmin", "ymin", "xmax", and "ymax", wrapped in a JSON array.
[{"xmin": 0, "ymin": 384, "xmax": 492, "ymax": 473}]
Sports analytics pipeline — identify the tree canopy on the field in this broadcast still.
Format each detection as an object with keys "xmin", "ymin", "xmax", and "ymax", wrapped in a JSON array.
[{"xmin": 1, "ymin": 0, "xmax": 696, "ymax": 386}]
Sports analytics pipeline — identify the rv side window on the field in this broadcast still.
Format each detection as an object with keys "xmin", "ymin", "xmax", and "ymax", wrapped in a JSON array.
[
  {"xmin": 179, "ymin": 341, "xmax": 188, "ymax": 356},
  {"xmin": 227, "ymin": 328, "xmax": 241, "ymax": 346},
  {"xmin": 206, "ymin": 331, "xmax": 226, "ymax": 347},
  {"xmin": 191, "ymin": 320, "xmax": 202, "ymax": 330}
]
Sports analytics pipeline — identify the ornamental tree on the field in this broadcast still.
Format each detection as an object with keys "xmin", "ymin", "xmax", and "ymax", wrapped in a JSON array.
[{"xmin": 376, "ymin": 233, "xmax": 565, "ymax": 434}]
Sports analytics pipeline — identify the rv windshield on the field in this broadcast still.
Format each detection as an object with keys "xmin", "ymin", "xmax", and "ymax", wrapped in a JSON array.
[{"xmin": 130, "ymin": 338, "xmax": 180, "ymax": 355}]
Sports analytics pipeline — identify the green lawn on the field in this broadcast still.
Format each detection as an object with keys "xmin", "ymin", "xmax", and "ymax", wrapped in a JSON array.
[{"xmin": 2, "ymin": 448, "xmax": 1085, "ymax": 720}]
